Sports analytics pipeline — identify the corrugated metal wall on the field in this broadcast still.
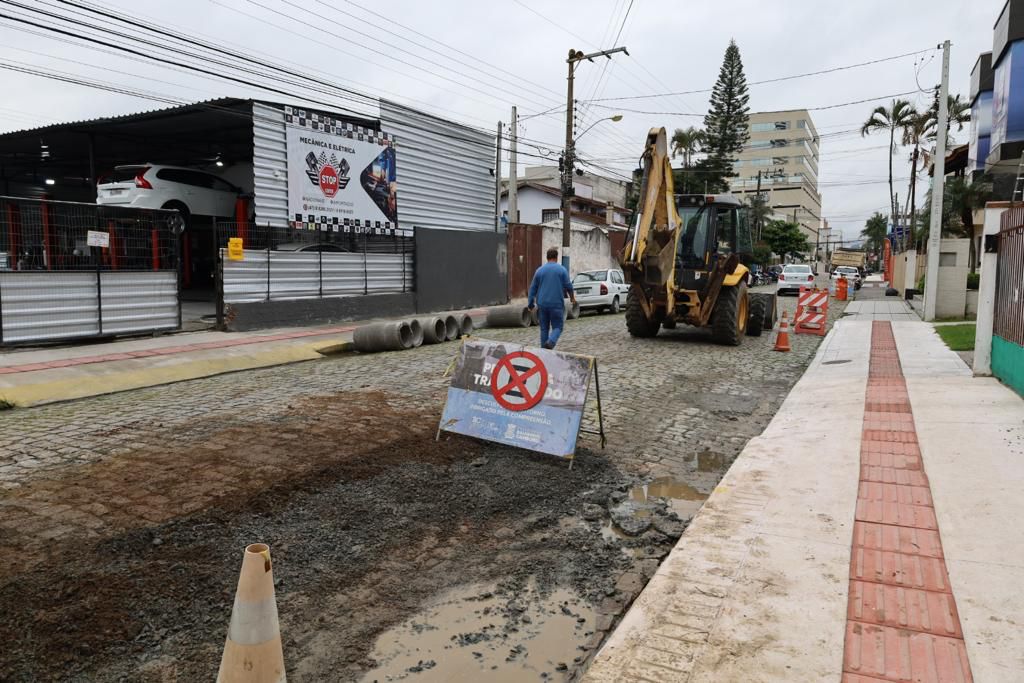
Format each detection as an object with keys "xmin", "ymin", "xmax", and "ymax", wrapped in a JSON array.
[
  {"xmin": 252, "ymin": 101, "xmax": 289, "ymax": 228},
  {"xmin": 222, "ymin": 249, "xmax": 413, "ymax": 304},
  {"xmin": 380, "ymin": 100, "xmax": 496, "ymax": 232},
  {"xmin": 0, "ymin": 271, "xmax": 178, "ymax": 344}
]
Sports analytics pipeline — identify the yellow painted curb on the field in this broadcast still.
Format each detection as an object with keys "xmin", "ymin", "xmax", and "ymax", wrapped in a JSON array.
[{"xmin": 0, "ymin": 340, "xmax": 340, "ymax": 407}]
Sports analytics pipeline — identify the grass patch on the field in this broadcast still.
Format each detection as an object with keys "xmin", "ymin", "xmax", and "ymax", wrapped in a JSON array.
[
  {"xmin": 0, "ymin": 398, "xmax": 16, "ymax": 411},
  {"xmin": 935, "ymin": 323, "xmax": 976, "ymax": 351}
]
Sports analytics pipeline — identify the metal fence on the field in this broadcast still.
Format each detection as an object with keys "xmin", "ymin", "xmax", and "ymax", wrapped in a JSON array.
[
  {"xmin": 995, "ymin": 210, "xmax": 1024, "ymax": 346},
  {"xmin": 215, "ymin": 221, "xmax": 414, "ymax": 306},
  {"xmin": 0, "ymin": 196, "xmax": 181, "ymax": 344}
]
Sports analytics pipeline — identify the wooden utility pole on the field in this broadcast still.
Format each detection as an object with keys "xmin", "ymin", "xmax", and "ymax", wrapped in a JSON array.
[
  {"xmin": 508, "ymin": 106, "xmax": 518, "ymax": 224},
  {"xmin": 561, "ymin": 46, "xmax": 628, "ymax": 271}
]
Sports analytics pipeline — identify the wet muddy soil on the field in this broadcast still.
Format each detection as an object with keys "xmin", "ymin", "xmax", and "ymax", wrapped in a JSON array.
[{"xmin": 0, "ymin": 395, "xmax": 684, "ymax": 682}]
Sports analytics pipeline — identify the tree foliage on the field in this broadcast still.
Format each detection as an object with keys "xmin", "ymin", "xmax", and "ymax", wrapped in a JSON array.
[
  {"xmin": 860, "ymin": 212, "xmax": 888, "ymax": 261},
  {"xmin": 862, "ymin": 99, "xmax": 916, "ymax": 246},
  {"xmin": 762, "ymin": 219, "xmax": 811, "ymax": 260},
  {"xmin": 671, "ymin": 126, "xmax": 705, "ymax": 167},
  {"xmin": 702, "ymin": 40, "xmax": 749, "ymax": 191}
]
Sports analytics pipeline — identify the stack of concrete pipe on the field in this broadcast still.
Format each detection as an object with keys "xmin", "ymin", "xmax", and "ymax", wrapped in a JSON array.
[
  {"xmin": 486, "ymin": 305, "xmax": 532, "ymax": 328},
  {"xmin": 352, "ymin": 312, "xmax": 476, "ymax": 352}
]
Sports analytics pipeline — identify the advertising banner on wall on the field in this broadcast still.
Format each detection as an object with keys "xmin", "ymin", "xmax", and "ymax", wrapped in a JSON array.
[
  {"xmin": 285, "ymin": 107, "xmax": 402, "ymax": 234},
  {"xmin": 438, "ymin": 339, "xmax": 597, "ymax": 458}
]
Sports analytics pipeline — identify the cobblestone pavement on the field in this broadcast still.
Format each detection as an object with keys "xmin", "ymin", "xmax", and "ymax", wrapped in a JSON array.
[
  {"xmin": 0, "ymin": 289, "xmax": 845, "ymax": 680},
  {"xmin": 0, "ymin": 292, "xmax": 834, "ymax": 490}
]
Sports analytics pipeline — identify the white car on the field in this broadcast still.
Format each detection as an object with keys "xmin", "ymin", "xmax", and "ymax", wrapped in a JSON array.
[
  {"xmin": 777, "ymin": 264, "xmax": 815, "ymax": 295},
  {"xmin": 573, "ymin": 269, "xmax": 629, "ymax": 313},
  {"xmin": 97, "ymin": 164, "xmax": 240, "ymax": 218},
  {"xmin": 831, "ymin": 266, "xmax": 862, "ymax": 290}
]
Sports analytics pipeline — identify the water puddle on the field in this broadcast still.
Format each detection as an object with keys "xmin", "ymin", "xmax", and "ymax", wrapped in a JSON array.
[
  {"xmin": 697, "ymin": 450, "xmax": 728, "ymax": 472},
  {"xmin": 628, "ymin": 476, "xmax": 707, "ymax": 519},
  {"xmin": 361, "ymin": 581, "xmax": 595, "ymax": 682}
]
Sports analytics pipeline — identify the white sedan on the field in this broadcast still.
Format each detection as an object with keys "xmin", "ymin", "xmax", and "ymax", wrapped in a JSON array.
[
  {"xmin": 573, "ymin": 269, "xmax": 629, "ymax": 313},
  {"xmin": 777, "ymin": 264, "xmax": 815, "ymax": 295}
]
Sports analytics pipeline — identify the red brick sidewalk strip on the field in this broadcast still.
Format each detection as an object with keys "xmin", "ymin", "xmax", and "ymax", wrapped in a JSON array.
[{"xmin": 842, "ymin": 321, "xmax": 973, "ymax": 683}]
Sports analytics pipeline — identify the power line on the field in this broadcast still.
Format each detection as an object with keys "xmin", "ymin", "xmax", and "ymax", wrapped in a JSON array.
[
  {"xmin": 586, "ymin": 90, "xmax": 922, "ymax": 117},
  {"xmin": 583, "ymin": 49, "xmax": 937, "ymax": 102}
]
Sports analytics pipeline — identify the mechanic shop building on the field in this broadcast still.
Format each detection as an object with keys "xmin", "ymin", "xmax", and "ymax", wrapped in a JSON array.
[{"xmin": 0, "ymin": 97, "xmax": 507, "ymax": 342}]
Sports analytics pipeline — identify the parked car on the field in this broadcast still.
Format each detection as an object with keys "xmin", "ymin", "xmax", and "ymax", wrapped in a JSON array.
[
  {"xmin": 831, "ymin": 266, "xmax": 862, "ymax": 290},
  {"xmin": 572, "ymin": 269, "xmax": 629, "ymax": 313},
  {"xmin": 97, "ymin": 164, "xmax": 241, "ymax": 218},
  {"xmin": 777, "ymin": 264, "xmax": 815, "ymax": 295}
]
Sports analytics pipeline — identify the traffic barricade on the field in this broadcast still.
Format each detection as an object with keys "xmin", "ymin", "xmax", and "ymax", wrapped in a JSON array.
[{"xmin": 795, "ymin": 286, "xmax": 828, "ymax": 336}]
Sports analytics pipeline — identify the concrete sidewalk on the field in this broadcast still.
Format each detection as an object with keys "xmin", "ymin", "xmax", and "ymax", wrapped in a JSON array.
[
  {"xmin": 584, "ymin": 316, "xmax": 1024, "ymax": 681},
  {"xmin": 0, "ymin": 309, "xmax": 486, "ymax": 406}
]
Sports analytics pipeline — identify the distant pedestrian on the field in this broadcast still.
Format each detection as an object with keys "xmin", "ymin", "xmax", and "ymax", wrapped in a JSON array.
[{"xmin": 528, "ymin": 247, "xmax": 575, "ymax": 349}]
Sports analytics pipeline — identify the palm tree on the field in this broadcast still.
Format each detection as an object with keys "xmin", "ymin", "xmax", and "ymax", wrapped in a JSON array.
[
  {"xmin": 861, "ymin": 212, "xmax": 889, "ymax": 268},
  {"xmin": 862, "ymin": 99, "xmax": 916, "ymax": 246},
  {"xmin": 923, "ymin": 93, "xmax": 971, "ymax": 146},
  {"xmin": 901, "ymin": 111, "xmax": 935, "ymax": 250},
  {"xmin": 671, "ymin": 126, "xmax": 705, "ymax": 168},
  {"xmin": 945, "ymin": 175, "xmax": 992, "ymax": 273}
]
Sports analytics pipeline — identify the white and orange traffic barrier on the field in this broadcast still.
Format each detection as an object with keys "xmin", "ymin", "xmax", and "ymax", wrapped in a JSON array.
[
  {"xmin": 795, "ymin": 287, "xmax": 828, "ymax": 337},
  {"xmin": 774, "ymin": 311, "xmax": 792, "ymax": 352},
  {"xmin": 217, "ymin": 543, "xmax": 286, "ymax": 683}
]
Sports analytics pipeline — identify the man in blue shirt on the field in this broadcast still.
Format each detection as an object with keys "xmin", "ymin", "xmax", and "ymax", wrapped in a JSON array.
[{"xmin": 528, "ymin": 247, "xmax": 575, "ymax": 349}]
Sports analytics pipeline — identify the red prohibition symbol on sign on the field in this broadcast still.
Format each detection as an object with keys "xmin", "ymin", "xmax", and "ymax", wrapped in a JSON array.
[{"xmin": 491, "ymin": 351, "xmax": 548, "ymax": 411}]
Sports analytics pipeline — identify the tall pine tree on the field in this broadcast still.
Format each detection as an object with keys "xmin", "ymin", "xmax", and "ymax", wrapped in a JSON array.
[{"xmin": 702, "ymin": 40, "xmax": 750, "ymax": 192}]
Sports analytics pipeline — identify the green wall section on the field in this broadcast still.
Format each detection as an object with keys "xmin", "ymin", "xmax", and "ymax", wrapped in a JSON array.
[{"xmin": 992, "ymin": 335, "xmax": 1024, "ymax": 398}]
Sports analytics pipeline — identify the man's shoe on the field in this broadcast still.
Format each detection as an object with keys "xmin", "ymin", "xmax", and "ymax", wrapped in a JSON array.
[{"xmin": 543, "ymin": 342, "xmax": 554, "ymax": 349}]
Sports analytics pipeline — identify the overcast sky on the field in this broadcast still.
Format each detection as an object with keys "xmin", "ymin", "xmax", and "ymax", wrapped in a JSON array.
[{"xmin": 0, "ymin": 0, "xmax": 999, "ymax": 240}]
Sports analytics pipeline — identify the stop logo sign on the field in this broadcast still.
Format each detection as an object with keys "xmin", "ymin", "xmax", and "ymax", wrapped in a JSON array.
[{"xmin": 319, "ymin": 165, "xmax": 339, "ymax": 198}]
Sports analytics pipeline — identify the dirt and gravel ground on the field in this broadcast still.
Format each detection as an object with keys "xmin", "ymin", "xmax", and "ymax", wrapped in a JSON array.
[{"xmin": 0, "ymin": 290, "xmax": 844, "ymax": 682}]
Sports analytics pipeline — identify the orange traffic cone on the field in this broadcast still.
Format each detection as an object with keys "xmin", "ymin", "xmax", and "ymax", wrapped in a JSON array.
[
  {"xmin": 217, "ymin": 543, "xmax": 286, "ymax": 683},
  {"xmin": 774, "ymin": 311, "xmax": 792, "ymax": 352}
]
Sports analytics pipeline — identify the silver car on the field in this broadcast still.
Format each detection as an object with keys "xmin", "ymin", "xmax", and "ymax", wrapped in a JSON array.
[
  {"xmin": 573, "ymin": 269, "xmax": 629, "ymax": 313},
  {"xmin": 777, "ymin": 264, "xmax": 815, "ymax": 295}
]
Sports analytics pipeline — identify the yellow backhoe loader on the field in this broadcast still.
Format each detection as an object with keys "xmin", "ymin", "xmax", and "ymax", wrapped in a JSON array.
[{"xmin": 619, "ymin": 127, "xmax": 775, "ymax": 344}]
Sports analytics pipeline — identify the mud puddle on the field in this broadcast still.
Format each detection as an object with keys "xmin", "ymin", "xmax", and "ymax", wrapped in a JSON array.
[
  {"xmin": 362, "ymin": 581, "xmax": 595, "ymax": 682},
  {"xmin": 629, "ymin": 476, "xmax": 707, "ymax": 519}
]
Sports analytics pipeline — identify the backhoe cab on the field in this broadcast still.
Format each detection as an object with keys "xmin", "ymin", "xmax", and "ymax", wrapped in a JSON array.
[{"xmin": 620, "ymin": 127, "xmax": 769, "ymax": 345}]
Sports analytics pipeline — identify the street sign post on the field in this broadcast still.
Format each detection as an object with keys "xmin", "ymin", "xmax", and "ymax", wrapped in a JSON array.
[{"xmin": 438, "ymin": 338, "xmax": 605, "ymax": 459}]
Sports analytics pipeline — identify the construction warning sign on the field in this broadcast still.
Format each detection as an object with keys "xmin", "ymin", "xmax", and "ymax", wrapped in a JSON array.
[{"xmin": 439, "ymin": 339, "xmax": 595, "ymax": 458}]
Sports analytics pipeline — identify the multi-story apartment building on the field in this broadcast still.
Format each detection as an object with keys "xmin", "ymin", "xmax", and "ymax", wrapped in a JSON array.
[{"xmin": 729, "ymin": 110, "xmax": 822, "ymax": 254}]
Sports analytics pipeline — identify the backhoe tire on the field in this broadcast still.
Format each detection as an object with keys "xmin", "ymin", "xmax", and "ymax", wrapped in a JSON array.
[
  {"xmin": 746, "ymin": 295, "xmax": 767, "ymax": 337},
  {"xmin": 711, "ymin": 282, "xmax": 748, "ymax": 346},
  {"xmin": 625, "ymin": 290, "xmax": 660, "ymax": 338}
]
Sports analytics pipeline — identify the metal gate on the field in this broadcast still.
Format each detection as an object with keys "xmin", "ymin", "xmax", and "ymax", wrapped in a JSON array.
[
  {"xmin": 215, "ymin": 221, "xmax": 414, "ymax": 308},
  {"xmin": 0, "ymin": 197, "xmax": 181, "ymax": 345},
  {"xmin": 994, "ymin": 208, "xmax": 1024, "ymax": 346},
  {"xmin": 507, "ymin": 223, "xmax": 543, "ymax": 299}
]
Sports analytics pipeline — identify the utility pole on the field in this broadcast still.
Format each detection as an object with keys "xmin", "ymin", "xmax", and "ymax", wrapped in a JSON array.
[
  {"xmin": 924, "ymin": 40, "xmax": 950, "ymax": 322},
  {"xmin": 509, "ymin": 106, "xmax": 518, "ymax": 225},
  {"xmin": 494, "ymin": 120, "xmax": 503, "ymax": 232},
  {"xmin": 562, "ymin": 46, "xmax": 628, "ymax": 272},
  {"xmin": 754, "ymin": 171, "xmax": 763, "ymax": 241}
]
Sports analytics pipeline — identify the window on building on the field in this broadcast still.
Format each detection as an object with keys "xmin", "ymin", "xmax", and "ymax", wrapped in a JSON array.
[
  {"xmin": 541, "ymin": 208, "xmax": 560, "ymax": 222},
  {"xmin": 769, "ymin": 139, "xmax": 789, "ymax": 148},
  {"xmin": 751, "ymin": 158, "xmax": 771, "ymax": 166},
  {"xmin": 797, "ymin": 120, "xmax": 808, "ymax": 129},
  {"xmin": 750, "ymin": 122, "xmax": 775, "ymax": 132},
  {"xmin": 748, "ymin": 139, "xmax": 772, "ymax": 148},
  {"xmin": 772, "ymin": 156, "xmax": 788, "ymax": 165},
  {"xmin": 774, "ymin": 121, "xmax": 790, "ymax": 130}
]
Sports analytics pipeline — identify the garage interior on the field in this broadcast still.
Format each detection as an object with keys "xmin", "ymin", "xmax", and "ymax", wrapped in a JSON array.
[{"xmin": 0, "ymin": 98, "xmax": 269, "ymax": 321}]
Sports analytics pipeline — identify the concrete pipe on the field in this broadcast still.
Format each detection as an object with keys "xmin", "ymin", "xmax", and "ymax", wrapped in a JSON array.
[
  {"xmin": 486, "ymin": 305, "xmax": 531, "ymax": 328},
  {"xmin": 564, "ymin": 299, "xmax": 581, "ymax": 320},
  {"xmin": 352, "ymin": 321, "xmax": 414, "ymax": 352},
  {"xmin": 416, "ymin": 316, "xmax": 447, "ymax": 344},
  {"xmin": 443, "ymin": 315, "xmax": 460, "ymax": 341},
  {"xmin": 456, "ymin": 313, "xmax": 474, "ymax": 337},
  {"xmin": 408, "ymin": 318, "xmax": 424, "ymax": 347}
]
